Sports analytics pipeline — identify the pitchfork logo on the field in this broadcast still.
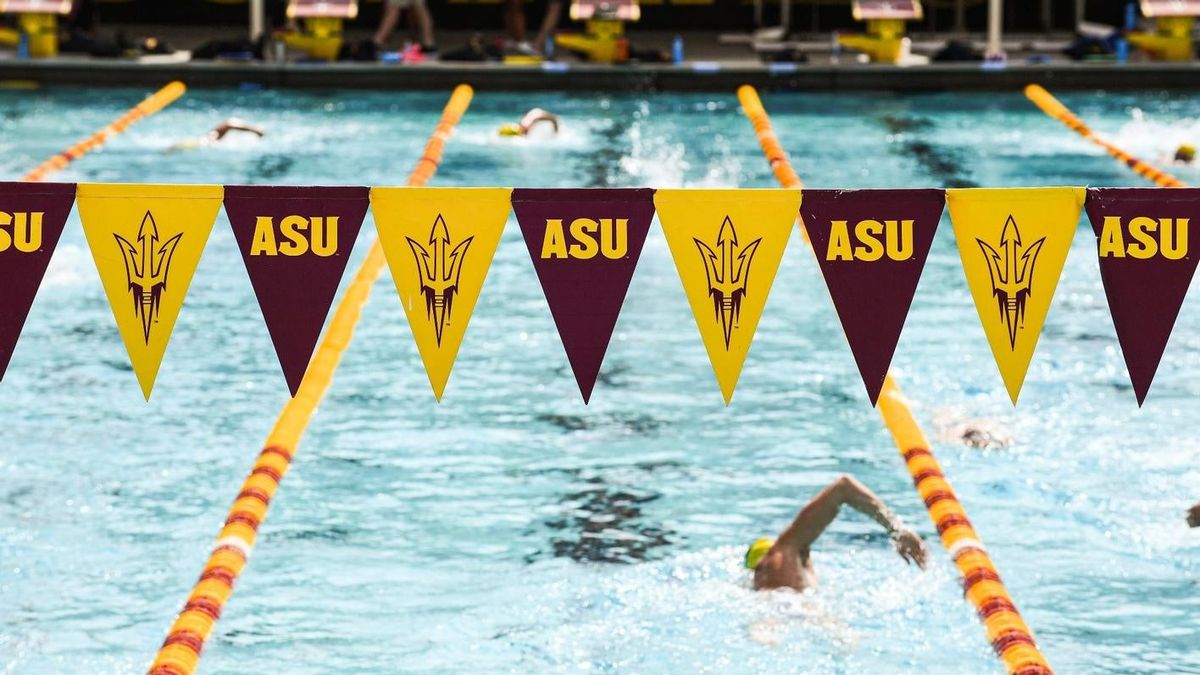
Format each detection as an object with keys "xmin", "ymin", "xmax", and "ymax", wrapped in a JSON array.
[
  {"xmin": 977, "ymin": 215, "xmax": 1045, "ymax": 350},
  {"xmin": 115, "ymin": 211, "xmax": 182, "ymax": 344},
  {"xmin": 407, "ymin": 214, "xmax": 473, "ymax": 346},
  {"xmin": 695, "ymin": 215, "xmax": 761, "ymax": 350}
]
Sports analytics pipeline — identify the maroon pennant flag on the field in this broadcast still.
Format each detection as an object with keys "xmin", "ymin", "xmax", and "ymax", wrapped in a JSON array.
[
  {"xmin": 225, "ymin": 185, "xmax": 368, "ymax": 395},
  {"xmin": 1085, "ymin": 187, "xmax": 1200, "ymax": 405},
  {"xmin": 0, "ymin": 182, "xmax": 76, "ymax": 381},
  {"xmin": 513, "ymin": 188, "xmax": 655, "ymax": 403},
  {"xmin": 801, "ymin": 189, "xmax": 944, "ymax": 405}
]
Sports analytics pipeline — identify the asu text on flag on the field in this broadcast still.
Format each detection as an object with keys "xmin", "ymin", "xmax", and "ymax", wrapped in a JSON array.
[
  {"xmin": 655, "ymin": 188, "xmax": 799, "ymax": 404},
  {"xmin": 225, "ymin": 185, "xmax": 369, "ymax": 396},
  {"xmin": 801, "ymin": 188, "xmax": 944, "ymax": 405},
  {"xmin": 77, "ymin": 183, "xmax": 223, "ymax": 400},
  {"xmin": 513, "ymin": 188, "xmax": 655, "ymax": 403},
  {"xmin": 0, "ymin": 182, "xmax": 76, "ymax": 381},
  {"xmin": 1085, "ymin": 187, "xmax": 1200, "ymax": 405},
  {"xmin": 372, "ymin": 187, "xmax": 511, "ymax": 401},
  {"xmin": 948, "ymin": 187, "xmax": 1083, "ymax": 403}
]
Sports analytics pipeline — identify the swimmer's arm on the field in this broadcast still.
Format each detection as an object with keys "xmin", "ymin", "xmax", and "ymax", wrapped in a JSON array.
[
  {"xmin": 1188, "ymin": 503, "xmax": 1200, "ymax": 528},
  {"xmin": 212, "ymin": 120, "xmax": 265, "ymax": 140},
  {"xmin": 777, "ymin": 476, "xmax": 917, "ymax": 557}
]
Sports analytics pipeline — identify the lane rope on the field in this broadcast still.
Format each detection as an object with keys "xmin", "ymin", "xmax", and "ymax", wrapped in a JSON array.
[
  {"xmin": 737, "ymin": 84, "xmax": 1053, "ymax": 675},
  {"xmin": 1025, "ymin": 84, "xmax": 1186, "ymax": 188},
  {"xmin": 147, "ymin": 84, "xmax": 475, "ymax": 675},
  {"xmin": 21, "ymin": 81, "xmax": 187, "ymax": 182}
]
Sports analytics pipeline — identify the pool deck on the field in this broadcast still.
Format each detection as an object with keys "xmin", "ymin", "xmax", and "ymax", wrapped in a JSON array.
[{"xmin": 3, "ymin": 27, "xmax": 1200, "ymax": 91}]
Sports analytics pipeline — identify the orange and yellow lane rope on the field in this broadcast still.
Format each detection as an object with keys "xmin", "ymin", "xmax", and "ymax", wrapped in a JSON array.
[
  {"xmin": 147, "ymin": 84, "xmax": 474, "ymax": 675},
  {"xmin": 1025, "ymin": 84, "xmax": 1185, "ymax": 189},
  {"xmin": 737, "ymin": 84, "xmax": 1052, "ymax": 675},
  {"xmin": 22, "ymin": 81, "xmax": 186, "ymax": 182}
]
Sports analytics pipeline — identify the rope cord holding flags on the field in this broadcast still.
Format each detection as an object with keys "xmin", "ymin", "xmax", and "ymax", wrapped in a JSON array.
[
  {"xmin": 1024, "ymin": 84, "xmax": 1186, "ymax": 189},
  {"xmin": 21, "ymin": 81, "xmax": 187, "ymax": 182},
  {"xmin": 736, "ymin": 84, "xmax": 1052, "ymax": 675},
  {"xmin": 147, "ymin": 83, "xmax": 474, "ymax": 675}
]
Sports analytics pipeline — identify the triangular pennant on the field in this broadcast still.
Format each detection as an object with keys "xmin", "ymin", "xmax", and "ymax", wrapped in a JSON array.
[
  {"xmin": 0, "ymin": 182, "xmax": 76, "ymax": 381},
  {"xmin": 801, "ymin": 189, "xmax": 944, "ymax": 405},
  {"xmin": 513, "ymin": 188, "xmax": 655, "ymax": 403},
  {"xmin": 78, "ymin": 183, "xmax": 222, "ymax": 400},
  {"xmin": 1085, "ymin": 188, "xmax": 1200, "ymax": 405},
  {"xmin": 224, "ymin": 186, "xmax": 368, "ymax": 396},
  {"xmin": 947, "ymin": 187, "xmax": 1083, "ymax": 404},
  {"xmin": 372, "ymin": 187, "xmax": 510, "ymax": 401},
  {"xmin": 655, "ymin": 189, "xmax": 799, "ymax": 404}
]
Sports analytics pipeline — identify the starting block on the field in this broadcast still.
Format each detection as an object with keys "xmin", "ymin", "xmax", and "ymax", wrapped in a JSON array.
[
  {"xmin": 282, "ymin": 0, "xmax": 358, "ymax": 61},
  {"xmin": 837, "ymin": 0, "xmax": 922, "ymax": 64},
  {"xmin": 0, "ymin": 0, "xmax": 72, "ymax": 58},
  {"xmin": 554, "ymin": 0, "xmax": 640, "ymax": 64},
  {"xmin": 1128, "ymin": 0, "xmax": 1200, "ymax": 61}
]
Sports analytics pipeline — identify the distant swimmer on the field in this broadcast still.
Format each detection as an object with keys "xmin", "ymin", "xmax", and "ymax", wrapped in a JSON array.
[
  {"xmin": 1174, "ymin": 143, "xmax": 1195, "ymax": 165},
  {"xmin": 168, "ymin": 118, "xmax": 264, "ymax": 152},
  {"xmin": 498, "ymin": 108, "xmax": 560, "ymax": 137},
  {"xmin": 745, "ymin": 475, "xmax": 928, "ymax": 592},
  {"xmin": 1188, "ymin": 503, "xmax": 1200, "ymax": 528}
]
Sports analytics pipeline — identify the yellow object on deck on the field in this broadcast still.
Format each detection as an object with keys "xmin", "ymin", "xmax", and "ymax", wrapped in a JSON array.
[
  {"xmin": 0, "ymin": 0, "xmax": 72, "ymax": 58},
  {"xmin": 554, "ymin": 0, "xmax": 640, "ymax": 64},
  {"xmin": 282, "ymin": 0, "xmax": 359, "ymax": 61},
  {"xmin": 837, "ymin": 0, "xmax": 922, "ymax": 64},
  {"xmin": 22, "ymin": 81, "xmax": 187, "ymax": 182},
  {"xmin": 738, "ymin": 83, "xmax": 1053, "ymax": 675},
  {"xmin": 146, "ymin": 84, "xmax": 474, "ymax": 675},
  {"xmin": 1127, "ymin": 0, "xmax": 1200, "ymax": 61}
]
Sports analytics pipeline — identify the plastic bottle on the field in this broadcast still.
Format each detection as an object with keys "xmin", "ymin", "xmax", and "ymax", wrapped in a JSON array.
[
  {"xmin": 17, "ymin": 33, "xmax": 29, "ymax": 60},
  {"xmin": 672, "ymin": 35, "xmax": 684, "ymax": 64}
]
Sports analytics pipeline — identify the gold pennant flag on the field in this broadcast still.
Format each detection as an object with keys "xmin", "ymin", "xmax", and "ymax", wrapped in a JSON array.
[
  {"xmin": 655, "ymin": 189, "xmax": 799, "ymax": 404},
  {"xmin": 372, "ymin": 187, "xmax": 511, "ymax": 401},
  {"xmin": 78, "ymin": 183, "xmax": 223, "ymax": 400},
  {"xmin": 947, "ymin": 187, "xmax": 1084, "ymax": 403}
]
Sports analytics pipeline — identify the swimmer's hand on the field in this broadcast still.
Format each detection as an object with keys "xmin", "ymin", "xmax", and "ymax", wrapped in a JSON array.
[
  {"xmin": 892, "ymin": 528, "xmax": 928, "ymax": 569},
  {"xmin": 1187, "ymin": 504, "xmax": 1200, "ymax": 528}
]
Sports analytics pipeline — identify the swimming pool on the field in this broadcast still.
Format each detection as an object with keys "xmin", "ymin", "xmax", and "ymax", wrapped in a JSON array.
[{"xmin": 1, "ymin": 87, "xmax": 1199, "ymax": 674}]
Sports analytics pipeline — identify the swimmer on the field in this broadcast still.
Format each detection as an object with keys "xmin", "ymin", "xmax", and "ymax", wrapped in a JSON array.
[
  {"xmin": 1175, "ymin": 144, "xmax": 1196, "ymax": 165},
  {"xmin": 499, "ymin": 108, "xmax": 560, "ymax": 137},
  {"xmin": 745, "ymin": 475, "xmax": 928, "ymax": 592},
  {"xmin": 167, "ymin": 118, "xmax": 264, "ymax": 152},
  {"xmin": 1188, "ymin": 503, "xmax": 1200, "ymax": 528}
]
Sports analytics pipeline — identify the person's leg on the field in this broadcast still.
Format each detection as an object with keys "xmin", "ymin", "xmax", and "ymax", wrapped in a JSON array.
[
  {"xmin": 504, "ymin": 0, "xmax": 527, "ymax": 43},
  {"xmin": 532, "ymin": 0, "xmax": 562, "ymax": 52},
  {"xmin": 374, "ymin": 0, "xmax": 403, "ymax": 46},
  {"xmin": 413, "ymin": 1, "xmax": 435, "ymax": 50}
]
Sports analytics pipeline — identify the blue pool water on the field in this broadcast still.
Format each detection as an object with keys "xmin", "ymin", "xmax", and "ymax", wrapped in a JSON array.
[{"xmin": 1, "ymin": 87, "xmax": 1199, "ymax": 674}]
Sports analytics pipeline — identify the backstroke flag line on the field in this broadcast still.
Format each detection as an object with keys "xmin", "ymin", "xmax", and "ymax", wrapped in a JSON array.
[
  {"xmin": 1085, "ymin": 188, "xmax": 1200, "ymax": 405},
  {"xmin": 656, "ymin": 188, "xmax": 799, "ymax": 404},
  {"xmin": 513, "ymin": 188, "xmax": 655, "ymax": 403},
  {"xmin": 0, "ymin": 182, "xmax": 76, "ymax": 381},
  {"xmin": 224, "ymin": 185, "xmax": 370, "ymax": 396},
  {"xmin": 948, "ymin": 187, "xmax": 1084, "ymax": 404},
  {"xmin": 372, "ymin": 187, "xmax": 511, "ymax": 401},
  {"xmin": 77, "ymin": 183, "xmax": 223, "ymax": 400},
  {"xmin": 801, "ymin": 189, "xmax": 944, "ymax": 405}
]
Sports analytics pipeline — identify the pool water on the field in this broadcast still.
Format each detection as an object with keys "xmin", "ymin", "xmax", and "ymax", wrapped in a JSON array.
[{"xmin": 1, "ymin": 87, "xmax": 1199, "ymax": 674}]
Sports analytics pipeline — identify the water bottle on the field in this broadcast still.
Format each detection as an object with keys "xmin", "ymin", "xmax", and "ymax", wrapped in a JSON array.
[
  {"xmin": 831, "ymin": 31, "xmax": 841, "ymax": 65},
  {"xmin": 672, "ymin": 35, "xmax": 684, "ymax": 64},
  {"xmin": 544, "ymin": 35, "xmax": 555, "ymax": 59},
  {"xmin": 1116, "ymin": 37, "xmax": 1129, "ymax": 63},
  {"xmin": 17, "ymin": 33, "xmax": 29, "ymax": 59},
  {"xmin": 1124, "ymin": 2, "xmax": 1137, "ymax": 31}
]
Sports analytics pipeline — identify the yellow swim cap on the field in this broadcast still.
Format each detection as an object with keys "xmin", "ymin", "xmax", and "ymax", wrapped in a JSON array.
[
  {"xmin": 498, "ymin": 123, "xmax": 523, "ymax": 137},
  {"xmin": 1176, "ymin": 144, "xmax": 1196, "ymax": 163},
  {"xmin": 744, "ymin": 537, "xmax": 774, "ymax": 569}
]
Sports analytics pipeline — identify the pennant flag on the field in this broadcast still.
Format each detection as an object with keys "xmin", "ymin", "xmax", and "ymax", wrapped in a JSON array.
[
  {"xmin": 0, "ymin": 182, "xmax": 76, "ymax": 381},
  {"xmin": 1085, "ymin": 188, "xmax": 1200, "ymax": 405},
  {"xmin": 78, "ymin": 183, "xmax": 222, "ymax": 400},
  {"xmin": 947, "ymin": 187, "xmax": 1083, "ymax": 403},
  {"xmin": 801, "ymin": 189, "xmax": 944, "ymax": 405},
  {"xmin": 372, "ymin": 187, "xmax": 510, "ymax": 401},
  {"xmin": 655, "ymin": 188, "xmax": 799, "ymax": 404},
  {"xmin": 513, "ymin": 188, "xmax": 656, "ymax": 403},
  {"xmin": 224, "ymin": 186, "xmax": 369, "ymax": 396}
]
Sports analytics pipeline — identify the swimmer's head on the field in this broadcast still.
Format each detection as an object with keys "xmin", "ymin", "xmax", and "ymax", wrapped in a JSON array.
[
  {"xmin": 498, "ymin": 123, "xmax": 524, "ymax": 137},
  {"xmin": 1176, "ymin": 144, "xmax": 1196, "ymax": 163},
  {"xmin": 744, "ymin": 537, "xmax": 774, "ymax": 570}
]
